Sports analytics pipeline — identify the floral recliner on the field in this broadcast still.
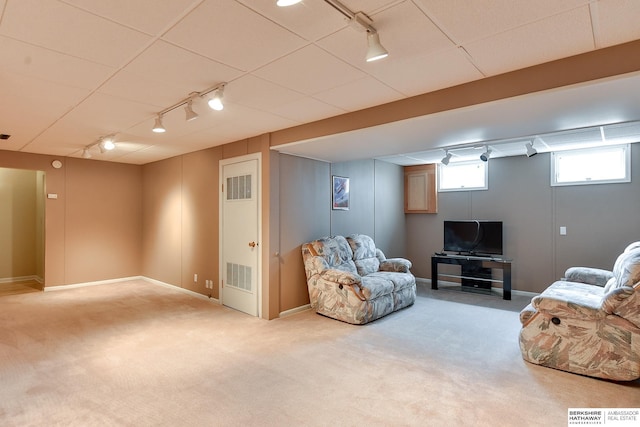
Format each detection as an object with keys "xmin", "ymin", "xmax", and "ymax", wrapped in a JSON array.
[
  {"xmin": 519, "ymin": 242, "xmax": 640, "ymax": 381},
  {"xmin": 301, "ymin": 234, "xmax": 416, "ymax": 324}
]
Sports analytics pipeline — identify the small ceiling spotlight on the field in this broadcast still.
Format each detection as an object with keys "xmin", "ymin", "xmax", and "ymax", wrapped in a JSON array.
[
  {"xmin": 152, "ymin": 115, "xmax": 166, "ymax": 133},
  {"xmin": 81, "ymin": 148, "xmax": 92, "ymax": 159},
  {"xmin": 276, "ymin": 0, "xmax": 302, "ymax": 5},
  {"xmin": 525, "ymin": 141, "xmax": 538, "ymax": 157},
  {"xmin": 480, "ymin": 146, "xmax": 492, "ymax": 162},
  {"xmin": 98, "ymin": 136, "xmax": 116, "ymax": 153},
  {"xmin": 102, "ymin": 135, "xmax": 115, "ymax": 151},
  {"xmin": 208, "ymin": 86, "xmax": 225, "ymax": 111},
  {"xmin": 365, "ymin": 31, "xmax": 389, "ymax": 62},
  {"xmin": 184, "ymin": 99, "xmax": 199, "ymax": 122},
  {"xmin": 441, "ymin": 150, "xmax": 452, "ymax": 165}
]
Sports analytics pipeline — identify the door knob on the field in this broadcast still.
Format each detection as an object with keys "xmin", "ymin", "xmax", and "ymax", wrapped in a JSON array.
[{"xmin": 248, "ymin": 241, "xmax": 257, "ymax": 248}]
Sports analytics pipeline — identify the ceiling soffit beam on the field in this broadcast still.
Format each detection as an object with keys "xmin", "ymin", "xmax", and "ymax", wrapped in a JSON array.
[{"xmin": 270, "ymin": 39, "xmax": 640, "ymax": 148}]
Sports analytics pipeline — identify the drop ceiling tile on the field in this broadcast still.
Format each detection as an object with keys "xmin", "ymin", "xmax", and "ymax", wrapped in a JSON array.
[
  {"xmin": 0, "ymin": 36, "xmax": 115, "ymax": 90},
  {"xmin": 123, "ymin": 41, "xmax": 243, "ymax": 92},
  {"xmin": 61, "ymin": 0, "xmax": 200, "ymax": 35},
  {"xmin": 366, "ymin": 1, "xmax": 454, "ymax": 58},
  {"xmin": 116, "ymin": 145, "xmax": 195, "ymax": 165},
  {"xmin": 216, "ymin": 103, "xmax": 301, "ymax": 135},
  {"xmin": 254, "ymin": 45, "xmax": 367, "ymax": 95},
  {"xmin": 318, "ymin": 2, "xmax": 454, "ymax": 71},
  {"xmin": 225, "ymin": 75, "xmax": 305, "ymax": 111},
  {"xmin": 98, "ymin": 69, "xmax": 192, "ymax": 109},
  {"xmin": 464, "ymin": 6, "xmax": 594, "ymax": 76},
  {"xmin": 163, "ymin": 0, "xmax": 307, "ymax": 72},
  {"xmin": 344, "ymin": 0, "xmax": 401, "ymax": 14},
  {"xmin": 0, "ymin": 0, "xmax": 152, "ymax": 67},
  {"xmin": 237, "ymin": 0, "xmax": 345, "ymax": 41},
  {"xmin": 61, "ymin": 93, "xmax": 159, "ymax": 134},
  {"xmin": 595, "ymin": 0, "xmax": 640, "ymax": 47},
  {"xmin": 0, "ymin": 71, "xmax": 91, "ymax": 148},
  {"xmin": 271, "ymin": 96, "xmax": 346, "ymax": 123},
  {"xmin": 365, "ymin": 47, "xmax": 484, "ymax": 96},
  {"xmin": 21, "ymin": 118, "xmax": 113, "ymax": 156},
  {"xmin": 414, "ymin": 0, "xmax": 588, "ymax": 44},
  {"xmin": 312, "ymin": 77, "xmax": 403, "ymax": 112}
]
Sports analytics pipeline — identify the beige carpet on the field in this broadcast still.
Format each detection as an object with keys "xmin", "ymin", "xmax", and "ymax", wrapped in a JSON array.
[{"xmin": 0, "ymin": 280, "xmax": 637, "ymax": 426}]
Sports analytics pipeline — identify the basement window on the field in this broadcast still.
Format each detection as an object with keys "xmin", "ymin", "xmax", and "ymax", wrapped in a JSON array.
[
  {"xmin": 551, "ymin": 144, "xmax": 631, "ymax": 186},
  {"xmin": 438, "ymin": 161, "xmax": 488, "ymax": 192}
]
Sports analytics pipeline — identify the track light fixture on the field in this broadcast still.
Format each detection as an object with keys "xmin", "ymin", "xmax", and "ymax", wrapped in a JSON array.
[
  {"xmin": 208, "ymin": 85, "xmax": 225, "ymax": 111},
  {"xmin": 365, "ymin": 31, "xmax": 389, "ymax": 62},
  {"xmin": 480, "ymin": 146, "xmax": 492, "ymax": 162},
  {"xmin": 306, "ymin": 0, "xmax": 388, "ymax": 62},
  {"xmin": 152, "ymin": 115, "xmax": 166, "ymax": 133},
  {"xmin": 184, "ymin": 99, "xmax": 199, "ymax": 122},
  {"xmin": 525, "ymin": 141, "xmax": 538, "ymax": 157},
  {"xmin": 151, "ymin": 82, "xmax": 226, "ymax": 133},
  {"xmin": 81, "ymin": 134, "xmax": 117, "ymax": 159},
  {"xmin": 441, "ymin": 150, "xmax": 452, "ymax": 165}
]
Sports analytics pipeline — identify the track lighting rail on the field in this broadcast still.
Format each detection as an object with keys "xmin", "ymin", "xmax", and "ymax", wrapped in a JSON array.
[{"xmin": 157, "ymin": 82, "xmax": 226, "ymax": 117}]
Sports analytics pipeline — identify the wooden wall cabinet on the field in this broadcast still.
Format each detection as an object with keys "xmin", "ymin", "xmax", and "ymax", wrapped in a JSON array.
[{"xmin": 404, "ymin": 164, "xmax": 437, "ymax": 213}]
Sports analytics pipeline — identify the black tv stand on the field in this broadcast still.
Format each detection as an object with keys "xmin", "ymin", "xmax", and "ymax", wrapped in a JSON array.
[{"xmin": 431, "ymin": 254, "xmax": 512, "ymax": 300}]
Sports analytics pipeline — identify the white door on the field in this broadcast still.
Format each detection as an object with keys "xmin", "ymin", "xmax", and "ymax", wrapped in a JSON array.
[{"xmin": 220, "ymin": 154, "xmax": 261, "ymax": 317}]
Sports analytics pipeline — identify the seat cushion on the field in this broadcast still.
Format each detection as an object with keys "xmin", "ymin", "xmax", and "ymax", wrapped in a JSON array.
[
  {"xmin": 359, "ymin": 275, "xmax": 394, "ymax": 300},
  {"xmin": 366, "ymin": 271, "xmax": 415, "ymax": 292}
]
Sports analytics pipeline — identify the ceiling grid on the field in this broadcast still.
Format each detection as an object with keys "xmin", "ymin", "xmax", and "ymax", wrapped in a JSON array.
[{"xmin": 0, "ymin": 0, "xmax": 638, "ymax": 164}]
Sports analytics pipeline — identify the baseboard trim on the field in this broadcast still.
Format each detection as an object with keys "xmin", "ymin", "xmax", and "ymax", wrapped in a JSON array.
[
  {"xmin": 142, "ymin": 277, "xmax": 220, "ymax": 304},
  {"xmin": 279, "ymin": 304, "xmax": 311, "ymax": 318},
  {"xmin": 44, "ymin": 276, "xmax": 143, "ymax": 291},
  {"xmin": 0, "ymin": 275, "xmax": 41, "ymax": 284},
  {"xmin": 44, "ymin": 276, "xmax": 221, "ymax": 303}
]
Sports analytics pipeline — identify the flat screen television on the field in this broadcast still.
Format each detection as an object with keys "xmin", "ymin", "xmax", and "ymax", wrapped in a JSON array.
[{"xmin": 443, "ymin": 220, "xmax": 503, "ymax": 256}]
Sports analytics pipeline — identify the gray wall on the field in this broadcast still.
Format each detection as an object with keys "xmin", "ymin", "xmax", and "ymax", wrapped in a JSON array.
[
  {"xmin": 406, "ymin": 146, "xmax": 640, "ymax": 294},
  {"xmin": 277, "ymin": 154, "xmax": 406, "ymax": 312}
]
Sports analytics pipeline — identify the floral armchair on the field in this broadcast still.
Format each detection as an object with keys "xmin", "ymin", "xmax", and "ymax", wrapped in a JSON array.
[
  {"xmin": 519, "ymin": 242, "xmax": 640, "ymax": 380},
  {"xmin": 301, "ymin": 234, "xmax": 416, "ymax": 324}
]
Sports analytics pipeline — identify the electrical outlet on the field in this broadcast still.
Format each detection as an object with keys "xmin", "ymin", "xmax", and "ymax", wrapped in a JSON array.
[
  {"xmin": 560, "ymin": 226, "xmax": 567, "ymax": 236},
  {"xmin": 194, "ymin": 273, "xmax": 198, "ymax": 282}
]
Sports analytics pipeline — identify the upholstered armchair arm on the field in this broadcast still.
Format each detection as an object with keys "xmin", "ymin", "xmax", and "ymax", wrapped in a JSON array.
[
  {"xmin": 319, "ymin": 269, "xmax": 361, "ymax": 286},
  {"xmin": 564, "ymin": 267, "xmax": 613, "ymax": 287},
  {"xmin": 531, "ymin": 282, "xmax": 606, "ymax": 321},
  {"xmin": 380, "ymin": 258, "xmax": 412, "ymax": 273},
  {"xmin": 318, "ymin": 269, "xmax": 366, "ymax": 301},
  {"xmin": 303, "ymin": 256, "xmax": 331, "ymax": 280},
  {"xmin": 519, "ymin": 303, "xmax": 537, "ymax": 326}
]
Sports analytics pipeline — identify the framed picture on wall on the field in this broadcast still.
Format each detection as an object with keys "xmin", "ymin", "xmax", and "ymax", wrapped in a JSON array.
[{"xmin": 332, "ymin": 176, "xmax": 349, "ymax": 210}]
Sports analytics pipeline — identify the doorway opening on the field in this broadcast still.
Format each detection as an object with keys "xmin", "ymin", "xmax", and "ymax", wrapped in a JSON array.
[{"xmin": 0, "ymin": 167, "xmax": 45, "ymax": 296}]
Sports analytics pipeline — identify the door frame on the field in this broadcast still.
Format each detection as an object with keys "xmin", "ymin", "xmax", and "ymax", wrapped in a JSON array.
[{"xmin": 218, "ymin": 152, "xmax": 262, "ymax": 317}]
